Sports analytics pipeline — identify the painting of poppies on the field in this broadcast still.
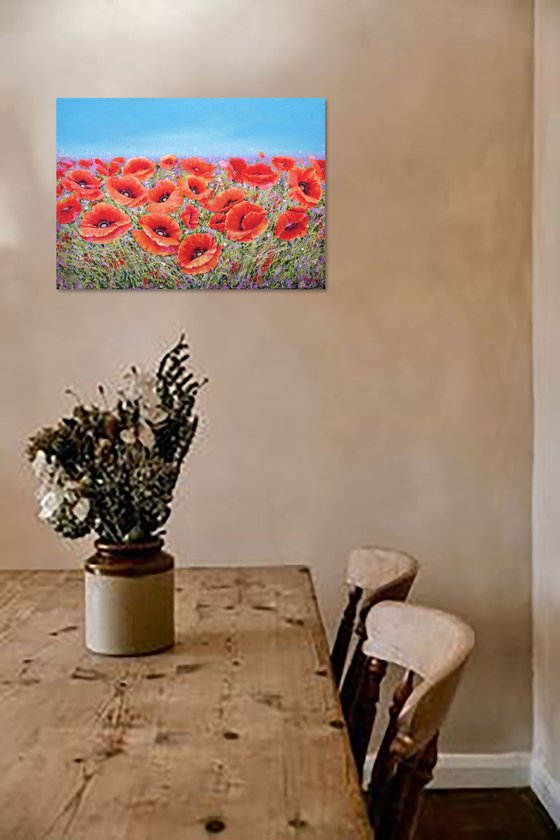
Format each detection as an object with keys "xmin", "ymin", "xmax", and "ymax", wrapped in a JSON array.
[{"xmin": 56, "ymin": 98, "xmax": 325, "ymax": 290}]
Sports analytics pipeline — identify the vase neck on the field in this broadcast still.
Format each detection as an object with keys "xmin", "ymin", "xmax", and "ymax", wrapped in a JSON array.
[
  {"xmin": 95, "ymin": 539, "xmax": 163, "ymax": 560},
  {"xmin": 86, "ymin": 539, "xmax": 173, "ymax": 577}
]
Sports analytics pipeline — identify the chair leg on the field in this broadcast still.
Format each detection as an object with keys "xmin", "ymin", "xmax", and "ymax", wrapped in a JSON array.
[
  {"xmin": 331, "ymin": 586, "xmax": 362, "ymax": 685},
  {"xmin": 340, "ymin": 635, "xmax": 367, "ymax": 718},
  {"xmin": 373, "ymin": 734, "xmax": 439, "ymax": 840},
  {"xmin": 347, "ymin": 656, "xmax": 387, "ymax": 775},
  {"xmin": 367, "ymin": 670, "xmax": 415, "ymax": 814}
]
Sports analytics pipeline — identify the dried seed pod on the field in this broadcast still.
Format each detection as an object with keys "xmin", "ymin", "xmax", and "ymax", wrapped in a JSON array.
[{"xmin": 104, "ymin": 414, "xmax": 119, "ymax": 440}]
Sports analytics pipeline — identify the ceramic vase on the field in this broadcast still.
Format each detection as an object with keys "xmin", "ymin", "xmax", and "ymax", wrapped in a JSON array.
[{"xmin": 84, "ymin": 539, "xmax": 174, "ymax": 656}]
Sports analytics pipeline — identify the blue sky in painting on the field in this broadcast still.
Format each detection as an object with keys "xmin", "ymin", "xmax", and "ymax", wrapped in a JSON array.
[{"xmin": 56, "ymin": 98, "xmax": 325, "ymax": 159}]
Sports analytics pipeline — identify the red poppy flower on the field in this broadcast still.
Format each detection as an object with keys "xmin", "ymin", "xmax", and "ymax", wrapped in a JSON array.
[
  {"xmin": 222, "ymin": 157, "xmax": 247, "ymax": 183},
  {"xmin": 203, "ymin": 187, "xmax": 247, "ymax": 213},
  {"xmin": 180, "ymin": 157, "xmax": 215, "ymax": 179},
  {"xmin": 105, "ymin": 175, "xmax": 148, "ymax": 208},
  {"xmin": 208, "ymin": 212, "xmax": 227, "ymax": 232},
  {"xmin": 79, "ymin": 159, "xmax": 93, "ymax": 168},
  {"xmin": 179, "ymin": 175, "xmax": 212, "ymax": 202},
  {"xmin": 180, "ymin": 204, "xmax": 200, "ymax": 229},
  {"xmin": 258, "ymin": 150, "xmax": 265, "ymax": 159},
  {"xmin": 61, "ymin": 169, "xmax": 103, "ymax": 200},
  {"xmin": 274, "ymin": 208, "xmax": 308, "ymax": 241},
  {"xmin": 177, "ymin": 233, "xmax": 221, "ymax": 275},
  {"xmin": 94, "ymin": 157, "xmax": 123, "ymax": 176},
  {"xmin": 224, "ymin": 201, "xmax": 268, "ymax": 242},
  {"xmin": 272, "ymin": 156, "xmax": 295, "ymax": 172},
  {"xmin": 309, "ymin": 156, "xmax": 326, "ymax": 182},
  {"xmin": 56, "ymin": 160, "xmax": 72, "ymax": 175},
  {"xmin": 242, "ymin": 163, "xmax": 278, "ymax": 189},
  {"xmin": 287, "ymin": 167, "xmax": 322, "ymax": 207},
  {"xmin": 57, "ymin": 194, "xmax": 82, "ymax": 224},
  {"xmin": 123, "ymin": 157, "xmax": 156, "ymax": 181},
  {"xmin": 79, "ymin": 202, "xmax": 132, "ymax": 244},
  {"xmin": 133, "ymin": 213, "xmax": 181, "ymax": 255},
  {"xmin": 56, "ymin": 183, "xmax": 63, "ymax": 198},
  {"xmin": 146, "ymin": 179, "xmax": 183, "ymax": 214},
  {"xmin": 160, "ymin": 154, "xmax": 178, "ymax": 170},
  {"xmin": 94, "ymin": 158, "xmax": 109, "ymax": 176}
]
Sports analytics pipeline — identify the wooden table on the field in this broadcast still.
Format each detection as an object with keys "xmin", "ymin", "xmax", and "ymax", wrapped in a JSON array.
[{"xmin": 0, "ymin": 567, "xmax": 372, "ymax": 839}]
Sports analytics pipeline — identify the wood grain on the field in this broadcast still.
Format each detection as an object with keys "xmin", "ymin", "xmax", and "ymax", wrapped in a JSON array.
[{"xmin": 0, "ymin": 567, "xmax": 372, "ymax": 840}]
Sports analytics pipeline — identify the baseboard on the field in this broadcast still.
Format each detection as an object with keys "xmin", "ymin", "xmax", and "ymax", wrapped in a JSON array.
[
  {"xmin": 363, "ymin": 751, "xmax": 531, "ymax": 790},
  {"xmin": 531, "ymin": 758, "xmax": 560, "ymax": 827},
  {"xmin": 432, "ymin": 752, "xmax": 531, "ymax": 789}
]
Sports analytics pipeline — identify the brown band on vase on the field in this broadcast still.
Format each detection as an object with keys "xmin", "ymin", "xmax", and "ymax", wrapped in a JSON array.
[{"xmin": 85, "ymin": 540, "xmax": 174, "ymax": 578}]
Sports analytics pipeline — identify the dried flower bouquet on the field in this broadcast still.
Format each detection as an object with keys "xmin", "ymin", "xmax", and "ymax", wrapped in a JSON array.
[{"xmin": 27, "ymin": 336, "xmax": 206, "ymax": 544}]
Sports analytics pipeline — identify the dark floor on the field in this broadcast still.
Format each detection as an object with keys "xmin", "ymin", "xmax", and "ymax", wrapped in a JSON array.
[{"xmin": 416, "ymin": 789, "xmax": 559, "ymax": 840}]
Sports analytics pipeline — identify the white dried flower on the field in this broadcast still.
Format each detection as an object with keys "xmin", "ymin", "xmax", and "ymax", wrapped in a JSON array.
[
  {"xmin": 120, "ymin": 418, "xmax": 155, "ymax": 450},
  {"xmin": 122, "ymin": 367, "xmax": 167, "ymax": 425},
  {"xmin": 32, "ymin": 450, "xmax": 50, "ymax": 481},
  {"xmin": 72, "ymin": 497, "xmax": 90, "ymax": 522},
  {"xmin": 119, "ymin": 428, "xmax": 136, "ymax": 446},
  {"xmin": 38, "ymin": 488, "xmax": 64, "ymax": 521},
  {"xmin": 137, "ymin": 418, "xmax": 155, "ymax": 450}
]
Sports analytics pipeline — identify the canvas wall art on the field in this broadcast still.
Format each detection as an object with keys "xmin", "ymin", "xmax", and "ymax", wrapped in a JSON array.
[{"xmin": 56, "ymin": 98, "xmax": 325, "ymax": 291}]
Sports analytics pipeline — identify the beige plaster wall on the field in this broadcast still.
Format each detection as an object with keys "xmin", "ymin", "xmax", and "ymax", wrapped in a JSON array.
[
  {"xmin": 0, "ymin": 0, "xmax": 533, "ymax": 753},
  {"xmin": 533, "ymin": 0, "xmax": 560, "ymax": 790}
]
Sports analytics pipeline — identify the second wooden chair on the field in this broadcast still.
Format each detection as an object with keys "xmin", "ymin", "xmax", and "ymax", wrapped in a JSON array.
[{"xmin": 331, "ymin": 547, "xmax": 419, "ymax": 718}]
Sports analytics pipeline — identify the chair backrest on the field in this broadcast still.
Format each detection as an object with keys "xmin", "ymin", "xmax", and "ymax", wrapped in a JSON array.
[
  {"xmin": 331, "ymin": 547, "xmax": 419, "ymax": 695},
  {"xmin": 356, "ymin": 601, "xmax": 474, "ymax": 840},
  {"xmin": 346, "ymin": 548, "xmax": 419, "ymax": 598},
  {"xmin": 363, "ymin": 601, "xmax": 474, "ymax": 758}
]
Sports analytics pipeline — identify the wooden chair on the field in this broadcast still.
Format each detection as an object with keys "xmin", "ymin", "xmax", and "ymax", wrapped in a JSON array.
[
  {"xmin": 331, "ymin": 547, "xmax": 419, "ymax": 718},
  {"xmin": 348, "ymin": 601, "xmax": 475, "ymax": 840}
]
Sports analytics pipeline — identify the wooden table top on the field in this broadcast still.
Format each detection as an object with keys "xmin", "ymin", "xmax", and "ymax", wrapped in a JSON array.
[{"xmin": 0, "ymin": 566, "xmax": 372, "ymax": 840}]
